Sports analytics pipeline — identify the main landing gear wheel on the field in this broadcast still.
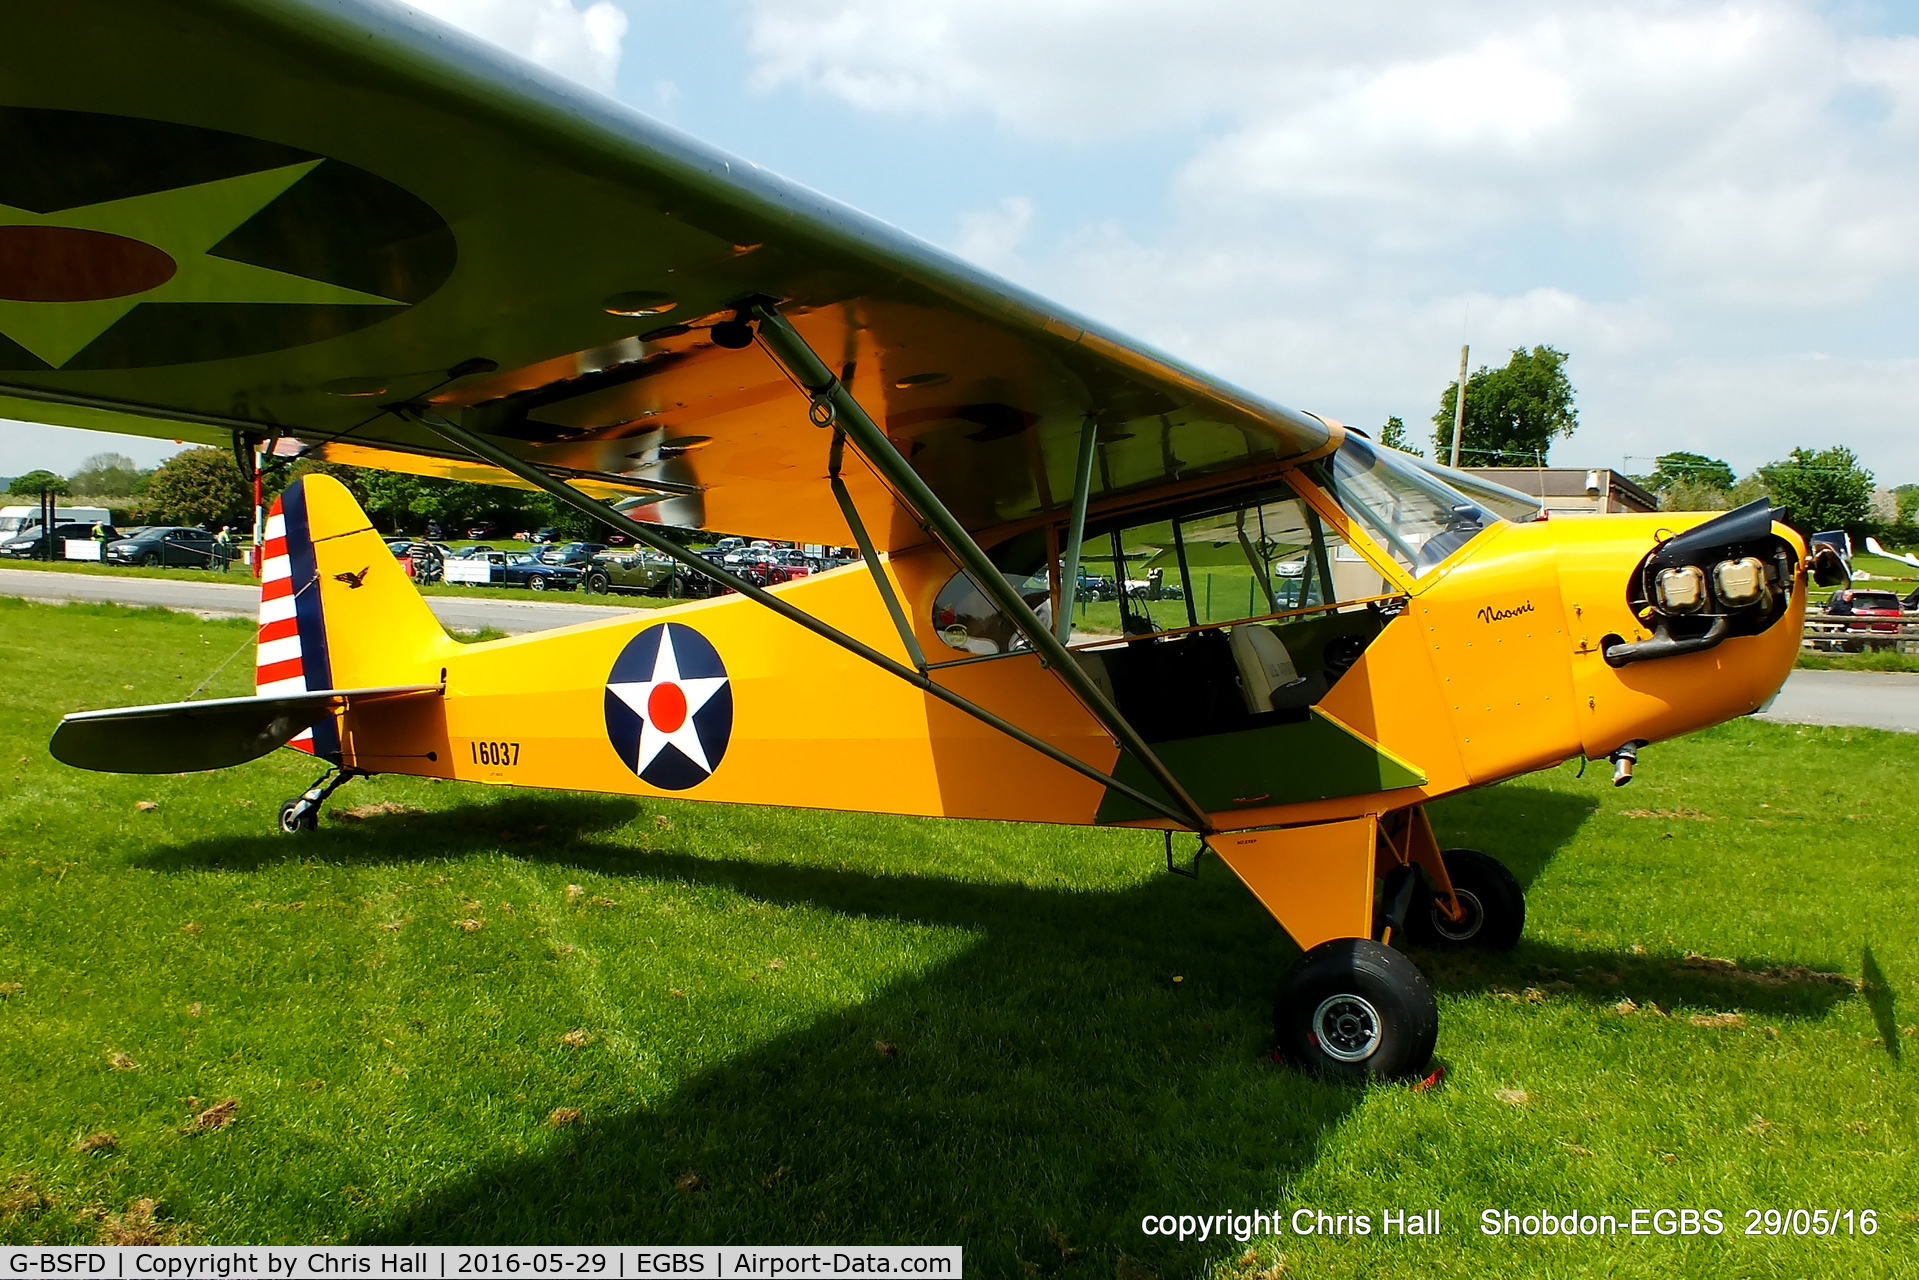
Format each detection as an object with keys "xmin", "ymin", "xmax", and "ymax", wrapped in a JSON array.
[
  {"xmin": 1404, "ymin": 848, "xmax": 1525, "ymax": 951},
  {"xmin": 1274, "ymin": 938, "xmax": 1438, "ymax": 1079},
  {"xmin": 278, "ymin": 798, "xmax": 318, "ymax": 833}
]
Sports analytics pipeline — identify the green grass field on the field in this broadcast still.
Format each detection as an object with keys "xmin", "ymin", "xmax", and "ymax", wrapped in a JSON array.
[{"xmin": 0, "ymin": 598, "xmax": 1914, "ymax": 1275}]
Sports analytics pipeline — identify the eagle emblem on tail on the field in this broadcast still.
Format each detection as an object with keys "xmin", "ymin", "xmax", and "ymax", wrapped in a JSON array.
[{"xmin": 332, "ymin": 567, "xmax": 371, "ymax": 590}]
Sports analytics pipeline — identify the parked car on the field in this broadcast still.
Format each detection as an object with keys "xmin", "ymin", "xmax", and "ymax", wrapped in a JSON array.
[
  {"xmin": 538, "ymin": 541, "xmax": 606, "ymax": 568},
  {"xmin": 1, "ymin": 521, "xmax": 119, "ymax": 558},
  {"xmin": 1068, "ymin": 570, "xmax": 1117, "ymax": 602},
  {"xmin": 1123, "ymin": 576, "xmax": 1185, "ymax": 601},
  {"xmin": 529, "ymin": 527, "xmax": 560, "ymax": 544},
  {"xmin": 1821, "ymin": 588, "xmax": 1904, "ymax": 651},
  {"xmin": 444, "ymin": 548, "xmax": 579, "ymax": 590},
  {"xmin": 103, "ymin": 526, "xmax": 225, "ymax": 568},
  {"xmin": 583, "ymin": 549, "xmax": 680, "ymax": 596},
  {"xmin": 1904, "ymin": 586, "xmax": 1919, "ymax": 612},
  {"xmin": 465, "ymin": 522, "xmax": 496, "ymax": 540}
]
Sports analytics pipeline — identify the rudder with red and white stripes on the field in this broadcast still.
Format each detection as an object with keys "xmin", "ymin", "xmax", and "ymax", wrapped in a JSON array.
[{"xmin": 256, "ymin": 483, "xmax": 340, "ymax": 759}]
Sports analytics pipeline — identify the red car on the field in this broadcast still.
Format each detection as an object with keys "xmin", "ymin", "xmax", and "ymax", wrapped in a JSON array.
[{"xmin": 1824, "ymin": 588, "xmax": 1903, "ymax": 650}]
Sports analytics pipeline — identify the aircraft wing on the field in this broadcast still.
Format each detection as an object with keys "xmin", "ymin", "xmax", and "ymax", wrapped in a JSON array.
[{"xmin": 0, "ymin": 0, "xmax": 1333, "ymax": 549}]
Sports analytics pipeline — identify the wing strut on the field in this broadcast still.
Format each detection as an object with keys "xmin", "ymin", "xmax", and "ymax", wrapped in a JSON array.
[
  {"xmin": 828, "ymin": 425, "xmax": 927, "ymax": 672},
  {"xmin": 408, "ymin": 408, "xmax": 1200, "ymax": 830},
  {"xmin": 1054, "ymin": 417, "xmax": 1100, "ymax": 643},
  {"xmin": 748, "ymin": 302, "xmax": 1214, "ymax": 834}
]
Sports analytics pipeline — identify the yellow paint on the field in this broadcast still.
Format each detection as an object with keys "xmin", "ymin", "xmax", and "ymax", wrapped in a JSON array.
[
  {"xmin": 274, "ymin": 470, "xmax": 1803, "ymax": 953},
  {"xmin": 1206, "ymin": 818, "xmax": 1379, "ymax": 952}
]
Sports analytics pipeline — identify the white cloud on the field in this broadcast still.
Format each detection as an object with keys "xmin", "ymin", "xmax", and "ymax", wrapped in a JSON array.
[
  {"xmin": 744, "ymin": 0, "xmax": 1919, "ymax": 478},
  {"xmin": 952, "ymin": 196, "xmax": 1033, "ymax": 274},
  {"xmin": 400, "ymin": 0, "xmax": 628, "ymax": 91}
]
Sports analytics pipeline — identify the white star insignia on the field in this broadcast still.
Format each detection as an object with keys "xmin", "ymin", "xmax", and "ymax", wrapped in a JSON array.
[{"xmin": 608, "ymin": 627, "xmax": 728, "ymax": 774}]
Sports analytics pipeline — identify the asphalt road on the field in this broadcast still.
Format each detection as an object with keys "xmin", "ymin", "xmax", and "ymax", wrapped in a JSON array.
[
  {"xmin": 1754, "ymin": 667, "xmax": 1919, "ymax": 734},
  {"xmin": 0, "ymin": 567, "xmax": 641, "ymax": 635}
]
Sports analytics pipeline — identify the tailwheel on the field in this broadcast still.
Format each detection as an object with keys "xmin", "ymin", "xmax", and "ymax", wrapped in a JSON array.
[
  {"xmin": 278, "ymin": 797, "xmax": 318, "ymax": 833},
  {"xmin": 1274, "ymin": 938, "xmax": 1437, "ymax": 1079},
  {"xmin": 1404, "ymin": 848, "xmax": 1525, "ymax": 951},
  {"xmin": 274, "ymin": 767, "xmax": 360, "ymax": 835}
]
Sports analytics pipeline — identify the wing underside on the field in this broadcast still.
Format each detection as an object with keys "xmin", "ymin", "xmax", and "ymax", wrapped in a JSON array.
[{"xmin": 0, "ymin": 0, "xmax": 1332, "ymax": 549}]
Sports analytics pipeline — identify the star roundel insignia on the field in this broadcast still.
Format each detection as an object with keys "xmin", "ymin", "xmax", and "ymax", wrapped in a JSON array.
[
  {"xmin": 0, "ymin": 107, "xmax": 453, "ymax": 371},
  {"xmin": 604, "ymin": 623, "xmax": 733, "ymax": 790}
]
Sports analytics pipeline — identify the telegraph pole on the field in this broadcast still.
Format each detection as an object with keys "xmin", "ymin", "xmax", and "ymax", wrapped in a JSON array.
[{"xmin": 1448, "ymin": 344, "xmax": 1469, "ymax": 468}]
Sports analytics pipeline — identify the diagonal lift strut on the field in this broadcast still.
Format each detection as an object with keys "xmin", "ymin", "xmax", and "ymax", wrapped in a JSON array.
[
  {"xmin": 748, "ymin": 302, "xmax": 1213, "ymax": 833},
  {"xmin": 409, "ymin": 408, "xmax": 1200, "ymax": 830}
]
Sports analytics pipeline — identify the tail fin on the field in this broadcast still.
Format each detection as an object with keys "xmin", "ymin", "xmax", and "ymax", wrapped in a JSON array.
[{"xmin": 256, "ymin": 475, "xmax": 454, "ymax": 759}]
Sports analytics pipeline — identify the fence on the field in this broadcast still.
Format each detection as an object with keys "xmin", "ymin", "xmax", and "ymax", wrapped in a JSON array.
[{"xmin": 1803, "ymin": 613, "xmax": 1919, "ymax": 653}]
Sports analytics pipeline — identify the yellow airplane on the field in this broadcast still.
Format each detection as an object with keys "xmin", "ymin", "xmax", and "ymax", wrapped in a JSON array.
[{"xmin": 11, "ymin": 0, "xmax": 1835, "ymax": 1078}]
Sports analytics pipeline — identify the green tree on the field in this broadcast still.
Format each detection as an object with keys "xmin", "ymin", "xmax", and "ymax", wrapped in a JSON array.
[
  {"xmin": 1641, "ymin": 451, "xmax": 1736, "ymax": 496},
  {"xmin": 141, "ymin": 447, "xmax": 250, "ymax": 528},
  {"xmin": 67, "ymin": 452, "xmax": 143, "ymax": 497},
  {"xmin": 1378, "ymin": 415, "xmax": 1422, "ymax": 456},
  {"xmin": 7, "ymin": 469, "xmax": 70, "ymax": 500},
  {"xmin": 1728, "ymin": 471, "xmax": 1768, "ymax": 507},
  {"xmin": 1660, "ymin": 479, "xmax": 1732, "ymax": 512},
  {"xmin": 274, "ymin": 458, "xmax": 369, "ymax": 507},
  {"xmin": 1430, "ymin": 345, "xmax": 1578, "ymax": 464},
  {"xmin": 1895, "ymin": 483, "xmax": 1919, "ymax": 525},
  {"xmin": 1759, "ymin": 446, "xmax": 1874, "ymax": 535}
]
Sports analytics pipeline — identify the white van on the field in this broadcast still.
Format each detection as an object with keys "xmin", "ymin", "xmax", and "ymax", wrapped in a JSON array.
[{"xmin": 0, "ymin": 505, "xmax": 112, "ymax": 537}]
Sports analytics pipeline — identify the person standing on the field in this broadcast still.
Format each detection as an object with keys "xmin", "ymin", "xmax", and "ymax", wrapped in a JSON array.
[
  {"xmin": 215, "ymin": 525, "xmax": 234, "ymax": 572},
  {"xmin": 407, "ymin": 535, "xmax": 440, "ymax": 584}
]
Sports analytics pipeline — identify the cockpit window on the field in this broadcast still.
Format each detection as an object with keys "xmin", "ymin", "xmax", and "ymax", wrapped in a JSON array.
[
  {"xmin": 931, "ymin": 471, "xmax": 1428, "ymax": 656},
  {"xmin": 930, "ymin": 528, "xmax": 1052, "ymax": 655},
  {"xmin": 1321, "ymin": 437, "xmax": 1496, "ymax": 577}
]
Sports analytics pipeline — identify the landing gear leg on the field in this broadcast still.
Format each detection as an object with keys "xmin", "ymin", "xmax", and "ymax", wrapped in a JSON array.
[{"xmin": 277, "ymin": 767, "xmax": 360, "ymax": 834}]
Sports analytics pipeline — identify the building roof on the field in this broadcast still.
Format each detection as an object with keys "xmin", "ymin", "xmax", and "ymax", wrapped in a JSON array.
[{"xmin": 1462, "ymin": 467, "xmax": 1658, "ymax": 513}]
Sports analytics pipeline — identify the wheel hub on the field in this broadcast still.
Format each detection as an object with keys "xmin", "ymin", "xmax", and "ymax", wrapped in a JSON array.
[
  {"xmin": 1311, "ymin": 993, "xmax": 1382, "ymax": 1062},
  {"xmin": 1431, "ymin": 888, "xmax": 1485, "ymax": 942}
]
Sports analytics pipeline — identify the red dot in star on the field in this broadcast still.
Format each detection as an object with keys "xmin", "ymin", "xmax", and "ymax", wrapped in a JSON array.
[
  {"xmin": 0, "ymin": 225, "xmax": 178, "ymax": 302},
  {"xmin": 647, "ymin": 682, "xmax": 688, "ymax": 733}
]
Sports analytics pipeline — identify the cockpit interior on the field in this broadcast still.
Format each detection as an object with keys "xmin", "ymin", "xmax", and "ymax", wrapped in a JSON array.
[{"xmin": 929, "ymin": 440, "xmax": 1537, "ymax": 746}]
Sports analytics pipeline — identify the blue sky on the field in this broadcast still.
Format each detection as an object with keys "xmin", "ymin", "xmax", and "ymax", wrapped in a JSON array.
[{"xmin": 7, "ymin": 0, "xmax": 1919, "ymax": 490}]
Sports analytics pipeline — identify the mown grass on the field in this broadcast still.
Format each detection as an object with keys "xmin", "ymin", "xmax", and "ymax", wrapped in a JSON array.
[
  {"xmin": 1794, "ymin": 649, "xmax": 1919, "ymax": 673},
  {"xmin": 0, "ymin": 598, "xmax": 1914, "ymax": 1275}
]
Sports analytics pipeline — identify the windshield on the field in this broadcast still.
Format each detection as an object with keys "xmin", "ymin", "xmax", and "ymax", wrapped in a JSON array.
[
  {"xmin": 1408, "ymin": 454, "xmax": 1543, "ymax": 523},
  {"xmin": 1323, "ymin": 438, "xmax": 1496, "ymax": 577}
]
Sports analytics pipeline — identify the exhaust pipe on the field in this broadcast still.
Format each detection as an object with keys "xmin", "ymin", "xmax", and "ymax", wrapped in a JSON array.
[{"xmin": 1609, "ymin": 740, "xmax": 1644, "ymax": 786}]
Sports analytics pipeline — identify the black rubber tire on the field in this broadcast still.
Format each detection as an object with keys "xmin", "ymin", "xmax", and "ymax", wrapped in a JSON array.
[
  {"xmin": 1274, "ymin": 938, "xmax": 1437, "ymax": 1079},
  {"xmin": 584, "ymin": 571, "xmax": 610, "ymax": 595},
  {"xmin": 529, "ymin": 575, "xmax": 548, "ymax": 592},
  {"xmin": 278, "ymin": 799, "xmax": 317, "ymax": 834},
  {"xmin": 1403, "ymin": 848, "xmax": 1525, "ymax": 951},
  {"xmin": 139, "ymin": 552, "xmax": 159, "ymax": 567}
]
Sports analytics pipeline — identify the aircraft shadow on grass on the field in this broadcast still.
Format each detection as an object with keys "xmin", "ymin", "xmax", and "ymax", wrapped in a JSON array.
[{"xmin": 142, "ymin": 783, "xmax": 1862, "ymax": 1273}]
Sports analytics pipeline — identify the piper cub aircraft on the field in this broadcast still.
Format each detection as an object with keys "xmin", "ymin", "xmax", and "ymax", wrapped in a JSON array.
[{"xmin": 13, "ymin": 0, "xmax": 1831, "ymax": 1078}]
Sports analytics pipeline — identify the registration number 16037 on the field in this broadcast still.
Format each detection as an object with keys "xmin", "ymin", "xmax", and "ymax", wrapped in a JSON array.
[{"xmin": 470, "ymin": 740, "xmax": 520, "ymax": 767}]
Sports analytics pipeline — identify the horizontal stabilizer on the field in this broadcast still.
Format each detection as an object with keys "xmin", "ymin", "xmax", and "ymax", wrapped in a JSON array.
[{"xmin": 51, "ymin": 686, "xmax": 440, "ymax": 775}]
